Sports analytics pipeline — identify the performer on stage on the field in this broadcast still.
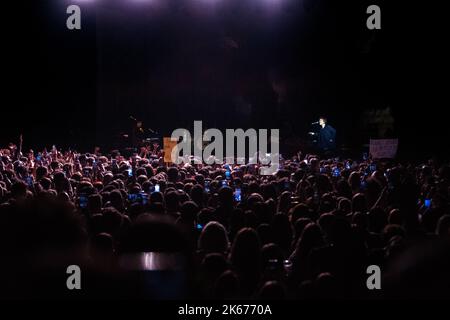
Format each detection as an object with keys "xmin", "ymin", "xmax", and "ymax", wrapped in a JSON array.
[{"xmin": 309, "ymin": 116, "xmax": 336, "ymax": 155}]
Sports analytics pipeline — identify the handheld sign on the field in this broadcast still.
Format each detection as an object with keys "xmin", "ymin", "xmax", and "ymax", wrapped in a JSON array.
[{"xmin": 369, "ymin": 139, "xmax": 398, "ymax": 159}]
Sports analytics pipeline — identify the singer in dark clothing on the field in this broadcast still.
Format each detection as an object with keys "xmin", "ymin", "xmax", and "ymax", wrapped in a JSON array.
[{"xmin": 309, "ymin": 117, "xmax": 336, "ymax": 155}]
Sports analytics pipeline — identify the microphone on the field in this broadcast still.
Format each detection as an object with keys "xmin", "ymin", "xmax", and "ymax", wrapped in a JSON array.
[
  {"xmin": 311, "ymin": 121, "xmax": 319, "ymax": 125},
  {"xmin": 129, "ymin": 116, "xmax": 137, "ymax": 121}
]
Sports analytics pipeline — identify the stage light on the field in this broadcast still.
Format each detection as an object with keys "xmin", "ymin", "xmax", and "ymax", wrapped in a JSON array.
[
  {"xmin": 69, "ymin": 0, "xmax": 97, "ymax": 3},
  {"xmin": 63, "ymin": 0, "xmax": 99, "ymax": 5}
]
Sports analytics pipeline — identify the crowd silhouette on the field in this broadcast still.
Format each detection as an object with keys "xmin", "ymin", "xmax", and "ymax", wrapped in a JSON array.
[{"xmin": 0, "ymin": 143, "xmax": 449, "ymax": 299}]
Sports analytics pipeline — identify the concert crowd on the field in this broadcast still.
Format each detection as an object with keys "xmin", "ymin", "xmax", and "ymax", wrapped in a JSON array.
[{"xmin": 0, "ymin": 142, "xmax": 449, "ymax": 299}]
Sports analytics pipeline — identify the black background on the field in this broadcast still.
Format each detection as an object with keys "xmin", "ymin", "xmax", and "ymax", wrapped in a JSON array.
[{"xmin": 1, "ymin": 1, "xmax": 447, "ymax": 158}]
